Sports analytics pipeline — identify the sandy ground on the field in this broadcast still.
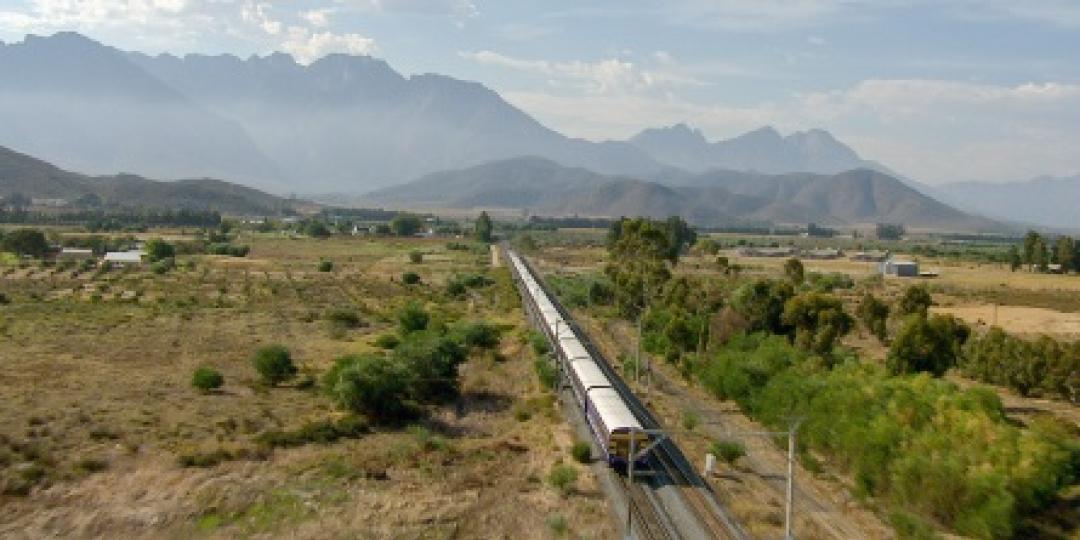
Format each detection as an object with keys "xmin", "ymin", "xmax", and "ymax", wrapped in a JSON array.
[
  {"xmin": 0, "ymin": 237, "xmax": 618, "ymax": 539},
  {"xmin": 933, "ymin": 304, "xmax": 1080, "ymax": 338}
]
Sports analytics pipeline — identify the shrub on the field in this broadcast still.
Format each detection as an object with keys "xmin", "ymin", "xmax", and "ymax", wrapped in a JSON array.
[
  {"xmin": 857, "ymin": 292, "xmax": 890, "ymax": 343},
  {"xmin": 409, "ymin": 250, "xmax": 423, "ymax": 264},
  {"xmin": 256, "ymin": 415, "xmax": 368, "ymax": 449},
  {"xmin": 373, "ymin": 333, "xmax": 400, "ymax": 349},
  {"xmin": 192, "ymin": 367, "xmax": 224, "ymax": 392},
  {"xmin": 402, "ymin": 271, "xmax": 421, "ymax": 284},
  {"xmin": 325, "ymin": 308, "xmax": 362, "ymax": 329},
  {"xmin": 784, "ymin": 257, "xmax": 805, "ymax": 285},
  {"xmin": 397, "ymin": 302, "xmax": 429, "ymax": 334},
  {"xmin": 710, "ymin": 440, "xmax": 746, "ymax": 465},
  {"xmin": 529, "ymin": 332, "xmax": 551, "ymax": 356},
  {"xmin": 457, "ymin": 322, "xmax": 501, "ymax": 350},
  {"xmin": 547, "ymin": 463, "xmax": 578, "ymax": 495},
  {"xmin": 324, "ymin": 354, "xmax": 412, "ymax": 422},
  {"xmin": 546, "ymin": 514, "xmax": 569, "ymax": 537},
  {"xmin": 317, "ymin": 259, "xmax": 333, "ymax": 272},
  {"xmin": 251, "ymin": 345, "xmax": 298, "ymax": 386},
  {"xmin": 176, "ymin": 448, "xmax": 234, "ymax": 468},
  {"xmin": 150, "ymin": 257, "xmax": 175, "ymax": 275},
  {"xmin": 534, "ymin": 356, "xmax": 558, "ymax": 390},
  {"xmin": 446, "ymin": 279, "xmax": 466, "ymax": 297},
  {"xmin": 898, "ymin": 285, "xmax": 933, "ymax": 316},
  {"xmin": 681, "ymin": 410, "xmax": 701, "ymax": 431},
  {"xmin": 144, "ymin": 238, "xmax": 175, "ymax": 263},
  {"xmin": 394, "ymin": 332, "xmax": 467, "ymax": 402},
  {"xmin": 887, "ymin": 314, "xmax": 970, "ymax": 376},
  {"xmin": 570, "ymin": 441, "xmax": 591, "ymax": 464}
]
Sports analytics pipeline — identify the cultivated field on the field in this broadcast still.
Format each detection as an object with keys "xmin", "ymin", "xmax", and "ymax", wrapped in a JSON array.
[{"xmin": 0, "ymin": 233, "xmax": 615, "ymax": 539}]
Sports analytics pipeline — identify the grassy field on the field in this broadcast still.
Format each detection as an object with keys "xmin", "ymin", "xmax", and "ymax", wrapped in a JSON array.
[{"xmin": 0, "ymin": 233, "xmax": 615, "ymax": 539}]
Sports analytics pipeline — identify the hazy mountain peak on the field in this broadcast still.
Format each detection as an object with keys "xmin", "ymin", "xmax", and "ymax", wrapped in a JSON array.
[{"xmin": 630, "ymin": 123, "xmax": 709, "ymax": 147}]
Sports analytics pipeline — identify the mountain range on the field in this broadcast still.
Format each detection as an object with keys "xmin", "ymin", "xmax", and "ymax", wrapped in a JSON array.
[
  {"xmin": 2, "ymin": 32, "xmax": 883, "ymax": 193},
  {"xmin": 627, "ymin": 124, "xmax": 887, "ymax": 175},
  {"xmin": 0, "ymin": 31, "xmax": 1061, "ymax": 231},
  {"xmin": 0, "ymin": 145, "xmax": 296, "ymax": 215},
  {"xmin": 935, "ymin": 175, "xmax": 1080, "ymax": 230},
  {"xmin": 365, "ymin": 157, "xmax": 999, "ymax": 231}
]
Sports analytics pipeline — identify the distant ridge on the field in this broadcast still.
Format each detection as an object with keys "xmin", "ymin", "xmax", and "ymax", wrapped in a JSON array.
[
  {"xmin": 365, "ymin": 157, "xmax": 1003, "ymax": 231},
  {"xmin": 627, "ymin": 123, "xmax": 886, "ymax": 176},
  {"xmin": 936, "ymin": 174, "xmax": 1080, "ymax": 230},
  {"xmin": 0, "ymin": 145, "xmax": 298, "ymax": 215}
]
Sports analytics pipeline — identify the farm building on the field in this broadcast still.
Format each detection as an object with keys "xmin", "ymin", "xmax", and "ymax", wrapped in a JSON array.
[
  {"xmin": 850, "ymin": 250, "xmax": 889, "ymax": 262},
  {"xmin": 104, "ymin": 250, "xmax": 145, "ymax": 265},
  {"xmin": 57, "ymin": 248, "xmax": 94, "ymax": 260},
  {"xmin": 737, "ymin": 246, "xmax": 797, "ymax": 258},
  {"xmin": 880, "ymin": 259, "xmax": 919, "ymax": 277},
  {"xmin": 803, "ymin": 248, "xmax": 842, "ymax": 260}
]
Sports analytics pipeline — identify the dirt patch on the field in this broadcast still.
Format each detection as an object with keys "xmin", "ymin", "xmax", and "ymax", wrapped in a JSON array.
[{"xmin": 933, "ymin": 304, "xmax": 1080, "ymax": 338}]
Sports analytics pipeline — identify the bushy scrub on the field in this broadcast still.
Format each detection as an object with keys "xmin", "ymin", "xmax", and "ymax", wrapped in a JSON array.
[
  {"xmin": 401, "ymin": 271, "xmax": 421, "ymax": 284},
  {"xmin": 960, "ymin": 328, "xmax": 1079, "ymax": 402},
  {"xmin": 252, "ymin": 345, "xmax": 298, "ymax": 386},
  {"xmin": 317, "ymin": 259, "xmax": 333, "ymax": 272},
  {"xmin": 696, "ymin": 333, "xmax": 1079, "ymax": 539},
  {"xmin": 191, "ymin": 366, "xmax": 224, "ymax": 392}
]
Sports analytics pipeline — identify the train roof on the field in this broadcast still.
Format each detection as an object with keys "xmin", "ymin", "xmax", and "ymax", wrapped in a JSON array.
[
  {"xmin": 558, "ymin": 335, "xmax": 590, "ymax": 360},
  {"xmin": 567, "ymin": 357, "xmax": 610, "ymax": 389},
  {"xmin": 589, "ymin": 387, "xmax": 642, "ymax": 433}
]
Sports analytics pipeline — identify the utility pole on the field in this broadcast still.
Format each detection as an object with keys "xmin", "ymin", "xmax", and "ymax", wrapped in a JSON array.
[
  {"xmin": 625, "ymin": 432, "xmax": 636, "ymax": 539},
  {"xmin": 785, "ymin": 424, "xmax": 796, "ymax": 540}
]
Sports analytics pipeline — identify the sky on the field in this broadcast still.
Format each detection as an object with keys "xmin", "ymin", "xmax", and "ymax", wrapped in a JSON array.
[{"xmin": 1, "ymin": 0, "xmax": 1078, "ymax": 185}]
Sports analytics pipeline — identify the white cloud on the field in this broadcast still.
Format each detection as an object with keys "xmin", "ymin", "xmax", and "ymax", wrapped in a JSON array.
[
  {"xmin": 348, "ymin": 0, "xmax": 478, "ymax": 17},
  {"xmin": 281, "ymin": 26, "xmax": 377, "ymax": 64},
  {"xmin": 241, "ymin": 1, "xmax": 281, "ymax": 36},
  {"xmin": 299, "ymin": 8, "xmax": 332, "ymax": 27},
  {"xmin": 459, "ymin": 50, "xmax": 702, "ymax": 96}
]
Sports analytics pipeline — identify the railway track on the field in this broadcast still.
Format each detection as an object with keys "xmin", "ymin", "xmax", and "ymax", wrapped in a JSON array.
[{"xmin": 508, "ymin": 247, "xmax": 747, "ymax": 540}]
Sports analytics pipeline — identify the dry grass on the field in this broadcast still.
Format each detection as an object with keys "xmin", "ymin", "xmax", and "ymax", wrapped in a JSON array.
[{"xmin": 0, "ymin": 234, "xmax": 615, "ymax": 539}]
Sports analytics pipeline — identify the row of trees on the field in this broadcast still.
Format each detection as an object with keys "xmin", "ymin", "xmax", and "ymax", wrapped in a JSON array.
[
  {"xmin": 1010, "ymin": 231, "xmax": 1079, "ymax": 273},
  {"xmin": 960, "ymin": 328, "xmax": 1078, "ymax": 402}
]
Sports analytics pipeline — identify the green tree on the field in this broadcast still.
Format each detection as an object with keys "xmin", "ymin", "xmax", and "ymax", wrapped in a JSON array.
[
  {"xmin": 898, "ymin": 285, "xmax": 933, "ymax": 317},
  {"xmin": 1055, "ymin": 236, "xmax": 1075, "ymax": 273},
  {"xmin": 784, "ymin": 257, "xmax": 805, "ymax": 286},
  {"xmin": 886, "ymin": 314, "xmax": 970, "ymax": 376},
  {"xmin": 251, "ymin": 345, "xmax": 298, "ymax": 386},
  {"xmin": 191, "ymin": 367, "xmax": 224, "ymax": 392},
  {"xmin": 390, "ymin": 214, "xmax": 423, "ymax": 236},
  {"xmin": 474, "ymin": 211, "xmax": 493, "ymax": 243},
  {"xmin": 782, "ymin": 292, "xmax": 853, "ymax": 354},
  {"xmin": 856, "ymin": 292, "xmax": 890, "ymax": 342},
  {"xmin": 730, "ymin": 279, "xmax": 795, "ymax": 335},
  {"xmin": 304, "ymin": 221, "xmax": 331, "ymax": 238},
  {"xmin": 605, "ymin": 218, "xmax": 676, "ymax": 318},
  {"xmin": 325, "ymin": 354, "xmax": 411, "ymax": 422},
  {"xmin": 1007, "ymin": 245, "xmax": 1022, "ymax": 272},
  {"xmin": 0, "ymin": 228, "xmax": 47, "ymax": 257},
  {"xmin": 144, "ymin": 238, "xmax": 175, "ymax": 263},
  {"xmin": 1023, "ymin": 230, "xmax": 1050, "ymax": 271},
  {"xmin": 876, "ymin": 223, "xmax": 905, "ymax": 240}
]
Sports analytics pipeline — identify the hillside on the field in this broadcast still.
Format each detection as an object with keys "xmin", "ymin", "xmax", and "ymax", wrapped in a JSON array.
[
  {"xmin": 936, "ymin": 175, "xmax": 1080, "ymax": 230},
  {"xmin": 365, "ymin": 157, "xmax": 1002, "ymax": 231},
  {"xmin": 0, "ymin": 145, "xmax": 297, "ymax": 215}
]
